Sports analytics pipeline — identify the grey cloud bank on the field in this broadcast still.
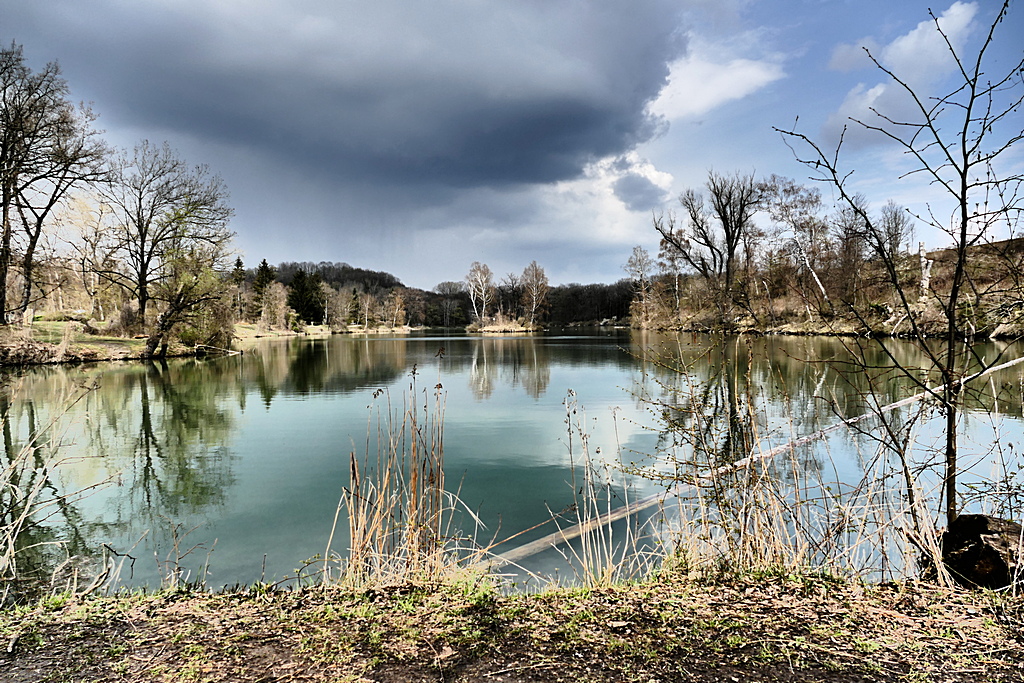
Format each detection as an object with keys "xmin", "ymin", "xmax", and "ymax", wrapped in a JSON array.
[{"xmin": 10, "ymin": 1, "xmax": 684, "ymax": 190}]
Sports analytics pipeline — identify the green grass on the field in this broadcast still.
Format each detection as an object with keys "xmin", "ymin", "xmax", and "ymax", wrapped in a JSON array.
[{"xmin": 2, "ymin": 572, "xmax": 1022, "ymax": 682}]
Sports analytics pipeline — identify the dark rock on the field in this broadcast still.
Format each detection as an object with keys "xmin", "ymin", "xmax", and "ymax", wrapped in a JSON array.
[{"xmin": 942, "ymin": 514, "xmax": 1022, "ymax": 590}]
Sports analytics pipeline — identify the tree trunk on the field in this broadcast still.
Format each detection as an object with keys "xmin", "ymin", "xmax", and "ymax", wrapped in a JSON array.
[
  {"xmin": 138, "ymin": 279, "xmax": 149, "ymax": 323},
  {"xmin": 143, "ymin": 310, "xmax": 174, "ymax": 358},
  {"xmin": 0, "ymin": 190, "xmax": 12, "ymax": 324},
  {"xmin": 18, "ymin": 245, "xmax": 37, "ymax": 316}
]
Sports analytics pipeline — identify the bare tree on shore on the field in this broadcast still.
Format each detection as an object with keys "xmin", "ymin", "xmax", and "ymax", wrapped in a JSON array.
[{"xmin": 777, "ymin": 0, "xmax": 1024, "ymax": 525}]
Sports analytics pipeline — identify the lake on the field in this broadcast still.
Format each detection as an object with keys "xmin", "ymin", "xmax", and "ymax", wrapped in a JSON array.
[{"xmin": 4, "ymin": 330, "xmax": 1024, "ymax": 591}]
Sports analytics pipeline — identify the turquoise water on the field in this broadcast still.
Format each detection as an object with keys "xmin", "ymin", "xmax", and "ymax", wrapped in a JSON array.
[{"xmin": 4, "ymin": 330, "xmax": 1024, "ymax": 590}]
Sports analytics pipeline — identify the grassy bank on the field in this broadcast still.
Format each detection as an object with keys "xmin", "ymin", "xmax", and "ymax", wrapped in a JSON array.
[
  {"xmin": 0, "ymin": 321, "xmax": 335, "ymax": 365},
  {"xmin": 0, "ymin": 321, "xmax": 157, "ymax": 365},
  {"xmin": 2, "ymin": 571, "xmax": 1022, "ymax": 682}
]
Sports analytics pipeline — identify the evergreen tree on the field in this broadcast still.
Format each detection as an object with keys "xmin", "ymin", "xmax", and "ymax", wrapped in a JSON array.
[
  {"xmin": 230, "ymin": 257, "xmax": 245, "ymax": 286},
  {"xmin": 250, "ymin": 259, "xmax": 276, "ymax": 321},
  {"xmin": 230, "ymin": 256, "xmax": 246, "ymax": 319},
  {"xmin": 287, "ymin": 268, "xmax": 326, "ymax": 323}
]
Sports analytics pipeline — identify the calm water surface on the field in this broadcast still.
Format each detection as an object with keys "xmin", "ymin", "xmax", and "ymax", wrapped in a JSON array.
[{"xmin": 5, "ymin": 330, "xmax": 1024, "ymax": 588}]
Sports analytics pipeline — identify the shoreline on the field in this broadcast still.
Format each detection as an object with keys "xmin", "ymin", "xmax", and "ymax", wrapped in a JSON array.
[
  {"xmin": 1, "ymin": 318, "xmax": 1021, "ymax": 370},
  {"xmin": 2, "ymin": 571, "xmax": 1021, "ymax": 682}
]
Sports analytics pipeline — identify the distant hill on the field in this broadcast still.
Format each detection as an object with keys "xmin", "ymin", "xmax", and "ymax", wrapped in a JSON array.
[{"xmin": 274, "ymin": 261, "xmax": 404, "ymax": 292}]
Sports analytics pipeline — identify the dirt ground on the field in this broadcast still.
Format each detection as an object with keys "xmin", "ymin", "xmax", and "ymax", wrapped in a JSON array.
[{"xmin": 3, "ymin": 574, "xmax": 1023, "ymax": 682}]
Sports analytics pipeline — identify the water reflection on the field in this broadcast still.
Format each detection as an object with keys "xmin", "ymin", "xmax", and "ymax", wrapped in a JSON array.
[
  {"xmin": 1, "ymin": 330, "xmax": 1023, "ymax": 594},
  {"xmin": 464, "ymin": 337, "xmax": 551, "ymax": 400},
  {"xmin": 1, "ymin": 387, "xmax": 100, "ymax": 599},
  {"xmin": 625, "ymin": 332, "xmax": 1024, "ymax": 577}
]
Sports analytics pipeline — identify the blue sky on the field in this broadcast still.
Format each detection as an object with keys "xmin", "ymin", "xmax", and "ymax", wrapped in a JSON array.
[{"xmin": 3, "ymin": 0, "xmax": 1021, "ymax": 289}]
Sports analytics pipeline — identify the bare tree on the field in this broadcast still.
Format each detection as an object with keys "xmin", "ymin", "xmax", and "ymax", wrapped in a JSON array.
[
  {"xmin": 655, "ymin": 170, "xmax": 762, "ymax": 322},
  {"xmin": 13, "ymin": 103, "xmax": 106, "ymax": 315},
  {"xmin": 624, "ymin": 245, "xmax": 655, "ymax": 327},
  {"xmin": 465, "ymin": 261, "xmax": 494, "ymax": 321},
  {"xmin": 328, "ymin": 283, "xmax": 358, "ymax": 330},
  {"xmin": 1, "ymin": 44, "xmax": 95, "ymax": 321},
  {"xmin": 521, "ymin": 260, "xmax": 549, "ymax": 327},
  {"xmin": 875, "ymin": 200, "xmax": 915, "ymax": 265},
  {"xmin": 99, "ymin": 140, "xmax": 234, "ymax": 325},
  {"xmin": 63, "ymin": 195, "xmax": 121, "ymax": 320},
  {"xmin": 259, "ymin": 282, "xmax": 289, "ymax": 332},
  {"xmin": 777, "ymin": 1, "xmax": 1024, "ymax": 524},
  {"xmin": 433, "ymin": 280, "xmax": 465, "ymax": 328},
  {"xmin": 829, "ymin": 198, "xmax": 869, "ymax": 305},
  {"xmin": 759, "ymin": 174, "xmax": 831, "ymax": 306},
  {"xmin": 356, "ymin": 290, "xmax": 376, "ymax": 329},
  {"xmin": 497, "ymin": 272, "xmax": 523, "ymax": 319},
  {"xmin": 383, "ymin": 289, "xmax": 406, "ymax": 328}
]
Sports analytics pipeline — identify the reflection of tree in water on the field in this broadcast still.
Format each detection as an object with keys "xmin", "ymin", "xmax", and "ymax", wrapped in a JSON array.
[
  {"xmin": 521, "ymin": 341, "xmax": 551, "ymax": 399},
  {"xmin": 242, "ymin": 337, "xmax": 407, "ymax": 405},
  {"xmin": 469, "ymin": 342, "xmax": 495, "ymax": 400},
  {"xmin": 1, "ymin": 389, "xmax": 99, "ymax": 602},
  {"xmin": 76, "ymin": 360, "xmax": 238, "ymax": 545},
  {"xmin": 133, "ymin": 363, "xmax": 234, "ymax": 518},
  {"xmin": 4, "ymin": 355, "xmax": 250, "ymax": 592},
  {"xmin": 651, "ymin": 337, "xmax": 758, "ymax": 469},
  {"xmin": 637, "ymin": 334, "xmax": 1024, "ymax": 503},
  {"xmin": 467, "ymin": 337, "xmax": 551, "ymax": 400},
  {"xmin": 638, "ymin": 335, "xmax": 839, "ymax": 482},
  {"xmin": 283, "ymin": 338, "xmax": 332, "ymax": 394}
]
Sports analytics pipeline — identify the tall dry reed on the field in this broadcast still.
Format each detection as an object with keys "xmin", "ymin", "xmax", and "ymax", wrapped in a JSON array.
[{"xmin": 326, "ymin": 368, "xmax": 462, "ymax": 587}]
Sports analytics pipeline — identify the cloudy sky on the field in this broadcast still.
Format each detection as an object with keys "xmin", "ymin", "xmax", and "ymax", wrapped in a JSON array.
[{"xmin": 4, "ymin": 0, "xmax": 1021, "ymax": 289}]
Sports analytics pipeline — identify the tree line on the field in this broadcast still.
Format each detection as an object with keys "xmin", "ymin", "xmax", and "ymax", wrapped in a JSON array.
[
  {"xmin": 624, "ymin": 170, "xmax": 915, "ymax": 331},
  {"xmin": 625, "ymin": 168, "xmax": 1022, "ymax": 340}
]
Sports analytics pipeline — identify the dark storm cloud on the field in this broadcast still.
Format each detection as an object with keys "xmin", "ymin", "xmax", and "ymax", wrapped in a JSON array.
[
  {"xmin": 5, "ymin": 0, "xmax": 686, "ymax": 190},
  {"xmin": 612, "ymin": 173, "xmax": 669, "ymax": 212}
]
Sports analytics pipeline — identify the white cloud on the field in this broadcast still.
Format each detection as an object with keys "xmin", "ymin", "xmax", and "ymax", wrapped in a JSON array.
[
  {"xmin": 824, "ymin": 2, "xmax": 979, "ymax": 145},
  {"xmin": 649, "ymin": 46, "xmax": 784, "ymax": 120},
  {"xmin": 880, "ymin": 1, "xmax": 977, "ymax": 88},
  {"xmin": 500, "ymin": 153, "xmax": 674, "ymax": 248},
  {"xmin": 828, "ymin": 37, "xmax": 881, "ymax": 72}
]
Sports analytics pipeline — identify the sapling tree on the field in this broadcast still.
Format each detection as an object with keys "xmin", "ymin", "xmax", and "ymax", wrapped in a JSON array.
[{"xmin": 777, "ymin": 1, "xmax": 1024, "ymax": 525}]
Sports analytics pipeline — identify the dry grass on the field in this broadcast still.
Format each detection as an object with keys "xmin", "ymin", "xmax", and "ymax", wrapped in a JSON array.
[
  {"xmin": 324, "ymin": 368, "xmax": 474, "ymax": 588},
  {"xmin": 625, "ymin": 335, "xmax": 973, "ymax": 587}
]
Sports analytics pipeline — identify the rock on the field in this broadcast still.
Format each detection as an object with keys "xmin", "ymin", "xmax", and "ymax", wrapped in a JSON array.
[{"xmin": 941, "ymin": 514, "xmax": 1022, "ymax": 590}]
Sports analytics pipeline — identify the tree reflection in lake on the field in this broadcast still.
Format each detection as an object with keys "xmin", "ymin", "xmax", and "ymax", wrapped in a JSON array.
[
  {"xmin": 1, "ymin": 386, "xmax": 102, "ymax": 603},
  {"xmin": 2, "ymin": 331, "xmax": 1023, "ymax": 590},
  {"xmin": 465, "ymin": 336, "xmax": 551, "ymax": 400},
  {"xmin": 629, "ymin": 332, "xmax": 1024, "ymax": 578}
]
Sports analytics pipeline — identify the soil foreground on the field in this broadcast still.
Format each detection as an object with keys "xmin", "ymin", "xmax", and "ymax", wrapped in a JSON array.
[{"xmin": 2, "ymin": 574, "xmax": 1023, "ymax": 683}]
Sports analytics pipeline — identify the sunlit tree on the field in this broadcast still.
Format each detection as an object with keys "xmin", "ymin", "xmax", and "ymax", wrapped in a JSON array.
[
  {"xmin": 98, "ymin": 140, "xmax": 234, "ymax": 326},
  {"xmin": 521, "ymin": 260, "xmax": 549, "ymax": 326}
]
